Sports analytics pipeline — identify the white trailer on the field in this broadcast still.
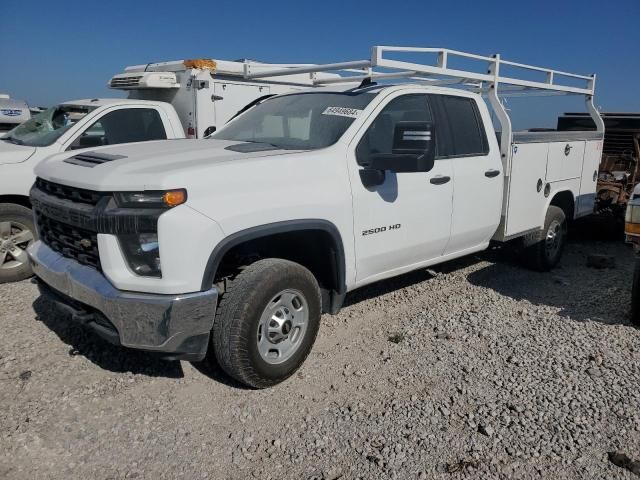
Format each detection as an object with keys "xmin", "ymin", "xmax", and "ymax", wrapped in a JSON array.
[{"xmin": 109, "ymin": 58, "xmax": 341, "ymax": 138}]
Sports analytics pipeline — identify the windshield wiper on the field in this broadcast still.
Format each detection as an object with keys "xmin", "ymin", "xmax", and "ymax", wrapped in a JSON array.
[
  {"xmin": 241, "ymin": 140, "xmax": 282, "ymax": 149},
  {"xmin": 1, "ymin": 136, "xmax": 24, "ymax": 145},
  {"xmin": 244, "ymin": 140, "xmax": 307, "ymax": 150}
]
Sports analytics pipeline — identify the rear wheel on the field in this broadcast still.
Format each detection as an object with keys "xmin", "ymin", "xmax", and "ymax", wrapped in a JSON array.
[
  {"xmin": 522, "ymin": 205, "xmax": 567, "ymax": 271},
  {"xmin": 0, "ymin": 204, "xmax": 36, "ymax": 284},
  {"xmin": 208, "ymin": 258, "xmax": 321, "ymax": 388}
]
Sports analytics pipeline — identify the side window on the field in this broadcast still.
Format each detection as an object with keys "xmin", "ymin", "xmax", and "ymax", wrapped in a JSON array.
[
  {"xmin": 72, "ymin": 108, "xmax": 167, "ymax": 149},
  {"xmin": 83, "ymin": 121, "xmax": 105, "ymax": 138},
  {"xmin": 436, "ymin": 96, "xmax": 489, "ymax": 157},
  {"xmin": 356, "ymin": 94, "xmax": 433, "ymax": 165}
]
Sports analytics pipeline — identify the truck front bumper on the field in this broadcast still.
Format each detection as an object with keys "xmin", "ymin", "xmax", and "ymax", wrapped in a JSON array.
[{"xmin": 27, "ymin": 241, "xmax": 218, "ymax": 361}]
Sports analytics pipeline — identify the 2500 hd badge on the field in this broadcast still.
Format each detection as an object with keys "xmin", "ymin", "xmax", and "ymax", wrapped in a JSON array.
[{"xmin": 362, "ymin": 224, "xmax": 401, "ymax": 236}]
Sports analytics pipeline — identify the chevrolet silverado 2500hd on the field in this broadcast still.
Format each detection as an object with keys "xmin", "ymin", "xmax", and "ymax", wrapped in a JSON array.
[
  {"xmin": 0, "ymin": 58, "xmax": 337, "ymax": 282},
  {"xmin": 27, "ymin": 47, "xmax": 604, "ymax": 388}
]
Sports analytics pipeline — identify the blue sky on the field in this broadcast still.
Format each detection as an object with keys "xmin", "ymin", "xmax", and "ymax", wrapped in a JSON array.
[{"xmin": 1, "ymin": 0, "xmax": 638, "ymax": 129}]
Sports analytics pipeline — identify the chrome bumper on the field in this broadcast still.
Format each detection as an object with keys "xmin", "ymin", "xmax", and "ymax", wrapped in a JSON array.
[{"xmin": 27, "ymin": 241, "xmax": 218, "ymax": 361}]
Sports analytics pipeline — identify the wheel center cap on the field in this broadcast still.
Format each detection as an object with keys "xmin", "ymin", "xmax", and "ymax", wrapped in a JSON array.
[{"xmin": 282, "ymin": 320, "xmax": 292, "ymax": 335}]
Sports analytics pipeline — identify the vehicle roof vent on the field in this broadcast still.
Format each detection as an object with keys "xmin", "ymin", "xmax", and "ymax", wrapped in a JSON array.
[
  {"xmin": 108, "ymin": 71, "xmax": 179, "ymax": 90},
  {"xmin": 65, "ymin": 152, "xmax": 128, "ymax": 167}
]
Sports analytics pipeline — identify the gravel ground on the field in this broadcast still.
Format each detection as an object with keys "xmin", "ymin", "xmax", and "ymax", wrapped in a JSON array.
[{"xmin": 1, "ymin": 237, "xmax": 640, "ymax": 479}]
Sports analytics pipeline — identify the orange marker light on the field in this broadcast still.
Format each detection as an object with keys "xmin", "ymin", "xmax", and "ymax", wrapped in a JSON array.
[
  {"xmin": 163, "ymin": 190, "xmax": 187, "ymax": 207},
  {"xmin": 626, "ymin": 222, "xmax": 640, "ymax": 236}
]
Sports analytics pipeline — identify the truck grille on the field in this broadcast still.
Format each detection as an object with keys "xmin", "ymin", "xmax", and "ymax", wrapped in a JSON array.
[
  {"xmin": 32, "ymin": 177, "xmax": 162, "ymax": 272},
  {"xmin": 35, "ymin": 213, "xmax": 100, "ymax": 269},
  {"xmin": 35, "ymin": 178, "xmax": 107, "ymax": 206}
]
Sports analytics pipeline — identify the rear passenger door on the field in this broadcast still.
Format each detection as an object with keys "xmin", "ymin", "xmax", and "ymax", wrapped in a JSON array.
[
  {"xmin": 67, "ymin": 107, "xmax": 168, "ymax": 150},
  {"xmin": 433, "ymin": 95, "xmax": 503, "ymax": 255}
]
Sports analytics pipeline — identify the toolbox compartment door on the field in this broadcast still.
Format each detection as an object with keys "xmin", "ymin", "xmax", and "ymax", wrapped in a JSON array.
[
  {"xmin": 576, "ymin": 140, "xmax": 603, "ymax": 217},
  {"xmin": 546, "ymin": 141, "xmax": 586, "ymax": 182},
  {"xmin": 504, "ymin": 142, "xmax": 549, "ymax": 237}
]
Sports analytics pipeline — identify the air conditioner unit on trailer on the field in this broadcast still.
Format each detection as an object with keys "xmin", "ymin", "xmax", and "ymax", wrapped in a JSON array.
[{"xmin": 109, "ymin": 72, "xmax": 179, "ymax": 90}]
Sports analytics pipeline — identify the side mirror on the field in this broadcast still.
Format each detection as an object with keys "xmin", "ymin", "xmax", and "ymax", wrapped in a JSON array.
[
  {"xmin": 367, "ymin": 121, "xmax": 436, "ymax": 173},
  {"xmin": 69, "ymin": 135, "xmax": 106, "ymax": 150}
]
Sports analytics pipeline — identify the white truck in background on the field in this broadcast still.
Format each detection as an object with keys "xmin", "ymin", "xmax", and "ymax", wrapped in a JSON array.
[
  {"xmin": 0, "ymin": 58, "xmax": 336, "ymax": 282},
  {"xmin": 0, "ymin": 94, "xmax": 31, "ymax": 131},
  {"xmin": 27, "ymin": 46, "xmax": 604, "ymax": 388}
]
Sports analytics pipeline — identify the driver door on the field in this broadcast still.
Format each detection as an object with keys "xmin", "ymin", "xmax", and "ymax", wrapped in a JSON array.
[{"xmin": 348, "ymin": 93, "xmax": 453, "ymax": 283}]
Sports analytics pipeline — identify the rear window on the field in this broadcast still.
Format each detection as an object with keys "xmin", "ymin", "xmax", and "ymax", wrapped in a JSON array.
[{"xmin": 435, "ymin": 95, "xmax": 489, "ymax": 157}]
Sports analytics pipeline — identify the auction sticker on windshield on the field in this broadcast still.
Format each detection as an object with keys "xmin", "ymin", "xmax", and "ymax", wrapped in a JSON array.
[{"xmin": 322, "ymin": 107, "xmax": 362, "ymax": 118}]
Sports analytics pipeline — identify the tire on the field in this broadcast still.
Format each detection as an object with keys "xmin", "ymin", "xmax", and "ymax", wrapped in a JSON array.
[
  {"xmin": 631, "ymin": 257, "xmax": 640, "ymax": 326},
  {"xmin": 209, "ymin": 258, "xmax": 321, "ymax": 388},
  {"xmin": 0, "ymin": 203, "xmax": 37, "ymax": 284},
  {"xmin": 522, "ymin": 205, "xmax": 567, "ymax": 272}
]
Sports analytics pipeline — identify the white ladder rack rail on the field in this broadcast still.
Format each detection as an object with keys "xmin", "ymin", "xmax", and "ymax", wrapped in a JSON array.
[{"xmin": 243, "ymin": 46, "xmax": 605, "ymax": 165}]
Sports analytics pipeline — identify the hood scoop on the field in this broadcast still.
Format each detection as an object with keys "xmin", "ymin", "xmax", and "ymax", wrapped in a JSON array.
[{"xmin": 64, "ymin": 152, "xmax": 128, "ymax": 167}]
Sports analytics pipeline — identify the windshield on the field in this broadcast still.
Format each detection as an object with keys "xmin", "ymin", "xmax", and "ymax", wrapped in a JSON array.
[
  {"xmin": 2, "ymin": 104, "xmax": 97, "ymax": 147},
  {"xmin": 211, "ymin": 92, "xmax": 377, "ymax": 150}
]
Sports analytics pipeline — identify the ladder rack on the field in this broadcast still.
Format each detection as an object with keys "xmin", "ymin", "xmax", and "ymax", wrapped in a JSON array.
[
  {"xmin": 243, "ymin": 45, "xmax": 604, "ymax": 163},
  {"xmin": 243, "ymin": 45, "xmax": 596, "ymax": 96}
]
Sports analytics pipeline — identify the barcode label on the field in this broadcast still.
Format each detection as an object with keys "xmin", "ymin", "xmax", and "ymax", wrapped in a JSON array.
[{"xmin": 322, "ymin": 107, "xmax": 362, "ymax": 118}]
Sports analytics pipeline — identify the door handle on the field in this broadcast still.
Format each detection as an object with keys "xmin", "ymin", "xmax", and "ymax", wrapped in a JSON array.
[
  {"xmin": 429, "ymin": 175, "xmax": 451, "ymax": 185},
  {"xmin": 484, "ymin": 169, "xmax": 501, "ymax": 178}
]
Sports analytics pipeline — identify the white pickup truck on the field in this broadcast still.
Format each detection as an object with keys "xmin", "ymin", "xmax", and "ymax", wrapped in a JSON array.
[
  {"xmin": 0, "ymin": 58, "xmax": 335, "ymax": 282},
  {"xmin": 27, "ymin": 47, "xmax": 604, "ymax": 388}
]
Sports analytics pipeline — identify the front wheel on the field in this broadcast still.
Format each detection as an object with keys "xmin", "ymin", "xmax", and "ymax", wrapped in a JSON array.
[
  {"xmin": 0, "ymin": 204, "xmax": 37, "ymax": 284},
  {"xmin": 209, "ymin": 258, "xmax": 321, "ymax": 388},
  {"xmin": 522, "ymin": 205, "xmax": 567, "ymax": 272}
]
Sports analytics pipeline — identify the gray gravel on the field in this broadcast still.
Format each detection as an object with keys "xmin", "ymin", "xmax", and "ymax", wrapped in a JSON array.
[{"xmin": 2, "ymin": 238, "xmax": 640, "ymax": 479}]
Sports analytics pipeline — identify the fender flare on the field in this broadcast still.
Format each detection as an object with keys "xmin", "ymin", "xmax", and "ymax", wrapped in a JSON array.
[
  {"xmin": 200, "ymin": 219, "xmax": 346, "ymax": 295},
  {"xmin": 545, "ymin": 188, "xmax": 577, "ymax": 222}
]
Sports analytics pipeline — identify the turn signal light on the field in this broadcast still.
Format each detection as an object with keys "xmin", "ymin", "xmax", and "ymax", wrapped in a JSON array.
[{"xmin": 163, "ymin": 190, "xmax": 187, "ymax": 207}]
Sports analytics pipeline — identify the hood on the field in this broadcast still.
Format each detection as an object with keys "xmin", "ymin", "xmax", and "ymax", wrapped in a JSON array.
[
  {"xmin": 0, "ymin": 138, "xmax": 37, "ymax": 165},
  {"xmin": 34, "ymin": 139, "xmax": 305, "ymax": 191}
]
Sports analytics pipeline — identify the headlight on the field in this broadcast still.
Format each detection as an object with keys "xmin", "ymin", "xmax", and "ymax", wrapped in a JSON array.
[
  {"xmin": 625, "ymin": 202, "xmax": 640, "ymax": 236},
  {"xmin": 119, "ymin": 233, "xmax": 161, "ymax": 277},
  {"xmin": 114, "ymin": 189, "xmax": 187, "ymax": 208}
]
